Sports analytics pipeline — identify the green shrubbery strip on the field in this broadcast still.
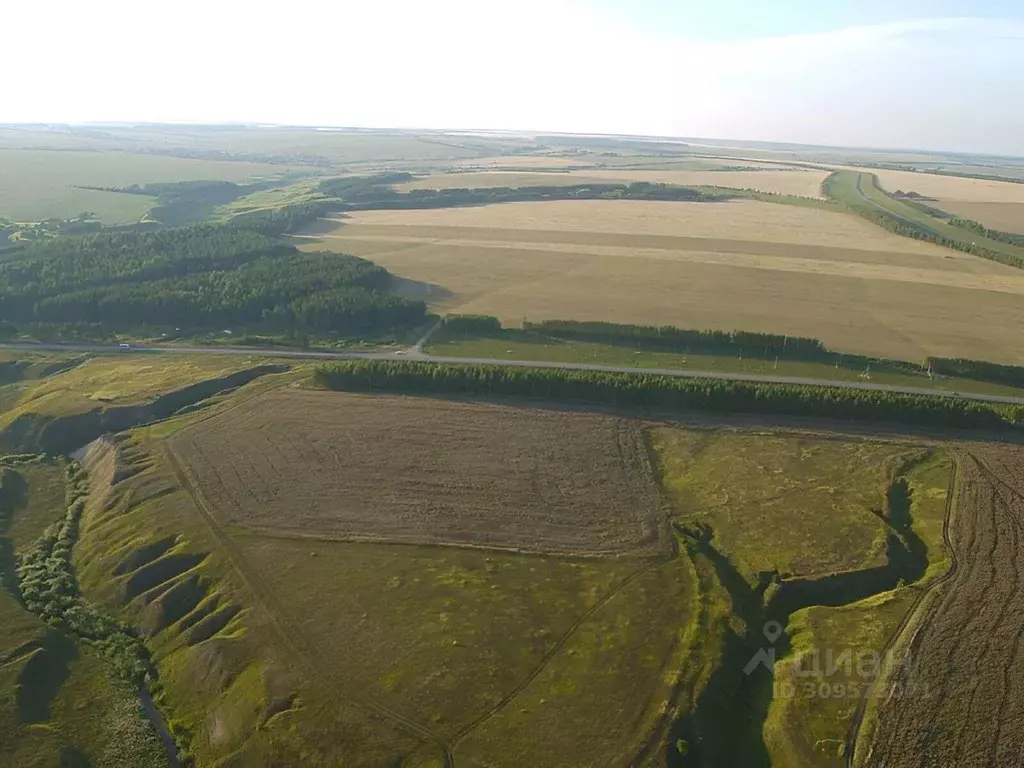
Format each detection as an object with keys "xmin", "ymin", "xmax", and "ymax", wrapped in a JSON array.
[{"xmin": 14, "ymin": 462, "xmax": 152, "ymax": 685}]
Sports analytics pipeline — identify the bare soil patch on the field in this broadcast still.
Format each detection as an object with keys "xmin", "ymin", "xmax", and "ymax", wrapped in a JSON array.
[{"xmin": 167, "ymin": 388, "xmax": 668, "ymax": 555}]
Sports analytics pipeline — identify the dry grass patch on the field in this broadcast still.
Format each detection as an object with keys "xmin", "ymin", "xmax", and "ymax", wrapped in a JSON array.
[
  {"xmin": 302, "ymin": 201, "xmax": 1024, "ymax": 362},
  {"xmin": 168, "ymin": 388, "xmax": 669, "ymax": 555}
]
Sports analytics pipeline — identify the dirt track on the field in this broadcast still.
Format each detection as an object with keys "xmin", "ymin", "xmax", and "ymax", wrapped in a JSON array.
[{"xmin": 862, "ymin": 446, "xmax": 1024, "ymax": 767}]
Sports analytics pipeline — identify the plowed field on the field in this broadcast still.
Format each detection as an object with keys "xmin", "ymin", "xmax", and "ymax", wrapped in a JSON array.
[
  {"xmin": 167, "ymin": 388, "xmax": 668, "ymax": 555},
  {"xmin": 861, "ymin": 446, "xmax": 1024, "ymax": 767}
]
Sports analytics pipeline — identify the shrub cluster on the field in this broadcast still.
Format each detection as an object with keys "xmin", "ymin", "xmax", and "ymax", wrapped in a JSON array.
[{"xmin": 15, "ymin": 462, "xmax": 151, "ymax": 684}]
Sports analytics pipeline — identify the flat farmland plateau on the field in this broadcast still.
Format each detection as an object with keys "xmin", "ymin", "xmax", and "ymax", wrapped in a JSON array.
[
  {"xmin": 166, "ymin": 388, "xmax": 669, "ymax": 555},
  {"xmin": 299, "ymin": 199, "xmax": 1024, "ymax": 362}
]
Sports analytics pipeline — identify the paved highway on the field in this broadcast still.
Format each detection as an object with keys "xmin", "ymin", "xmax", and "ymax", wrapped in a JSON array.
[{"xmin": 5, "ymin": 341, "xmax": 1024, "ymax": 407}]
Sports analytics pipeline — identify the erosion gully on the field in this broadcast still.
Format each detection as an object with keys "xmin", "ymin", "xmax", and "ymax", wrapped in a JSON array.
[{"xmin": 667, "ymin": 476, "xmax": 929, "ymax": 767}]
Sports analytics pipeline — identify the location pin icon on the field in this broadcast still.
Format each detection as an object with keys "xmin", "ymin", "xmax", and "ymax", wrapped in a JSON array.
[{"xmin": 763, "ymin": 620, "xmax": 783, "ymax": 644}]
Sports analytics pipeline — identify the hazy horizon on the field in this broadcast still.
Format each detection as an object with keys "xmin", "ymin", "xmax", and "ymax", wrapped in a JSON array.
[{"xmin": 4, "ymin": 0, "xmax": 1023, "ymax": 155}]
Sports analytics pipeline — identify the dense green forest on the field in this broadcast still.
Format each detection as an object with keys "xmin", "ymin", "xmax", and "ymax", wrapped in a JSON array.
[
  {"xmin": 314, "ymin": 360, "xmax": 1020, "ymax": 430},
  {"xmin": 0, "ymin": 218, "xmax": 425, "ymax": 339}
]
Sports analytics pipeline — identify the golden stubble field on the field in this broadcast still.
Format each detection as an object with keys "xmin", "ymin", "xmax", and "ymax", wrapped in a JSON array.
[
  {"xmin": 399, "ymin": 167, "xmax": 830, "ymax": 198},
  {"xmin": 299, "ymin": 199, "xmax": 1024, "ymax": 362}
]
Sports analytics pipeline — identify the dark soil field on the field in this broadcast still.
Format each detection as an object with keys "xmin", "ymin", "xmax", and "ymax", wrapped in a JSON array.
[
  {"xmin": 860, "ymin": 446, "xmax": 1024, "ymax": 767},
  {"xmin": 167, "ymin": 389, "xmax": 669, "ymax": 555}
]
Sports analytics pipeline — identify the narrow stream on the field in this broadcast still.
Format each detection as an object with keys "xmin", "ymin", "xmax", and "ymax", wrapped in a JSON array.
[{"xmin": 139, "ymin": 686, "xmax": 182, "ymax": 768}]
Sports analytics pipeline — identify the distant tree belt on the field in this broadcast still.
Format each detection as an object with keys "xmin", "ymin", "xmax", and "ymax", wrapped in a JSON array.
[
  {"xmin": 317, "ymin": 174, "xmax": 726, "ymax": 209},
  {"xmin": 440, "ymin": 314, "xmax": 504, "ymax": 336},
  {"xmin": 523, "ymin": 320, "xmax": 829, "ymax": 358},
  {"xmin": 822, "ymin": 172, "xmax": 1024, "ymax": 270},
  {"xmin": 314, "ymin": 360, "xmax": 1014, "ymax": 430},
  {"xmin": 0, "ymin": 222, "xmax": 425, "ymax": 335},
  {"xmin": 346, "ymin": 183, "xmax": 722, "ymax": 209}
]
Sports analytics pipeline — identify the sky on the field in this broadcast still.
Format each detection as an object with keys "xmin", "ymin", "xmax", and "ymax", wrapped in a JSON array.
[{"xmin": 3, "ymin": 0, "xmax": 1023, "ymax": 155}]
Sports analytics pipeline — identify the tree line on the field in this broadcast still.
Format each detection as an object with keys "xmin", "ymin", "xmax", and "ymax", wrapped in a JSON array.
[
  {"xmin": 523, "ymin": 319, "xmax": 829, "ymax": 359},
  {"xmin": 313, "ymin": 360, "xmax": 1019, "ymax": 430}
]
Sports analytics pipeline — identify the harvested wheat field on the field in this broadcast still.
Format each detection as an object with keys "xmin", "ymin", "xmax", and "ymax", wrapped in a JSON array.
[
  {"xmin": 858, "ymin": 167, "xmax": 1024, "ymax": 204},
  {"xmin": 167, "ymin": 388, "xmax": 668, "ymax": 554},
  {"xmin": 931, "ymin": 200, "xmax": 1024, "ymax": 234},
  {"xmin": 399, "ymin": 167, "xmax": 829, "ymax": 197},
  {"xmin": 860, "ymin": 446, "xmax": 1024, "ymax": 768},
  {"xmin": 300, "ymin": 200, "xmax": 1024, "ymax": 362}
]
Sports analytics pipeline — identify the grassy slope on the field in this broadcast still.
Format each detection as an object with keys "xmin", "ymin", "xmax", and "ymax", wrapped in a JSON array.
[
  {"xmin": 74, "ymin": 414, "xmax": 433, "ymax": 765},
  {"xmin": 0, "ymin": 354, "xmax": 266, "ymax": 431},
  {"xmin": 426, "ymin": 334, "xmax": 1024, "ymax": 400},
  {"xmin": 0, "ymin": 471, "xmax": 168, "ymax": 768},
  {"xmin": 5, "ymin": 460, "xmax": 69, "ymax": 554},
  {"xmin": 762, "ymin": 452, "xmax": 953, "ymax": 767}
]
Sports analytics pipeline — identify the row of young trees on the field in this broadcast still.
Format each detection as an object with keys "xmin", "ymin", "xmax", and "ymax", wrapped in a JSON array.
[
  {"xmin": 522, "ymin": 319, "xmax": 829, "ymax": 359},
  {"xmin": 313, "ymin": 360, "xmax": 1018, "ymax": 430}
]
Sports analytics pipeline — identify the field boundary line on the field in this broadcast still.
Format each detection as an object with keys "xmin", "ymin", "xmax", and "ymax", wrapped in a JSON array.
[
  {"xmin": 844, "ymin": 455, "xmax": 961, "ymax": 767},
  {"xmin": 160, "ymin": 442, "xmax": 455, "ymax": 766}
]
